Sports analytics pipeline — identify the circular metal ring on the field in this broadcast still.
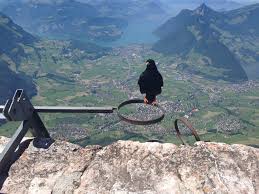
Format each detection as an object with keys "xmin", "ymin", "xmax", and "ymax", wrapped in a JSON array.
[
  {"xmin": 117, "ymin": 99, "xmax": 165, "ymax": 125},
  {"xmin": 174, "ymin": 117, "xmax": 201, "ymax": 145}
]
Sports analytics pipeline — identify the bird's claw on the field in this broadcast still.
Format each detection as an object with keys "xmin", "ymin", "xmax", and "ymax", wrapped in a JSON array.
[{"xmin": 152, "ymin": 100, "xmax": 158, "ymax": 106}]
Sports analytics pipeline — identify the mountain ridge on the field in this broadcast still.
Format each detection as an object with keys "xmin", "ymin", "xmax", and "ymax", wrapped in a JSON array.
[
  {"xmin": 152, "ymin": 3, "xmax": 259, "ymax": 82},
  {"xmin": 0, "ymin": 12, "xmax": 37, "ymax": 104},
  {"xmin": 0, "ymin": 11, "xmax": 110, "ymax": 106},
  {"xmin": 1, "ymin": 0, "xmax": 127, "ymax": 41}
]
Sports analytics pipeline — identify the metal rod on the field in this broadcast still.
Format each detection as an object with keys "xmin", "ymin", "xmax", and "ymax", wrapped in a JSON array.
[
  {"xmin": 0, "ymin": 105, "xmax": 116, "ymax": 114},
  {"xmin": 34, "ymin": 106, "xmax": 116, "ymax": 113}
]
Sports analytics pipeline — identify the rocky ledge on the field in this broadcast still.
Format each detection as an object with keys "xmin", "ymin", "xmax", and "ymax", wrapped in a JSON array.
[{"xmin": 0, "ymin": 136, "xmax": 258, "ymax": 194}]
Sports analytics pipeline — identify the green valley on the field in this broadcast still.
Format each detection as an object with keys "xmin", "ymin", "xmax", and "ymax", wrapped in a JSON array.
[
  {"xmin": 0, "ymin": 3, "xmax": 259, "ymax": 148},
  {"xmin": 1, "ymin": 42, "xmax": 258, "ymax": 147}
]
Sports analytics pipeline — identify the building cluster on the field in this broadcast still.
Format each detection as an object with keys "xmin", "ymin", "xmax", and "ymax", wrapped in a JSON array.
[
  {"xmin": 224, "ymin": 80, "xmax": 259, "ymax": 93},
  {"xmin": 215, "ymin": 116, "xmax": 242, "ymax": 135}
]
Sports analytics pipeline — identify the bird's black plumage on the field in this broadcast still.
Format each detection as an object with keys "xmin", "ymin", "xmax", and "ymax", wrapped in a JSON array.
[{"xmin": 138, "ymin": 60, "xmax": 163, "ymax": 102}]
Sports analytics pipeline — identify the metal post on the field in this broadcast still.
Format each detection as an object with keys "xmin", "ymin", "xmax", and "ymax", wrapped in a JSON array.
[
  {"xmin": 30, "ymin": 111, "xmax": 50, "ymax": 138},
  {"xmin": 0, "ymin": 120, "xmax": 31, "ymax": 174}
]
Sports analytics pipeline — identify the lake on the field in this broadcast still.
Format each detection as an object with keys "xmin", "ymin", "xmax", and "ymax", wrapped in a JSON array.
[{"xmin": 95, "ymin": 19, "xmax": 162, "ymax": 47}]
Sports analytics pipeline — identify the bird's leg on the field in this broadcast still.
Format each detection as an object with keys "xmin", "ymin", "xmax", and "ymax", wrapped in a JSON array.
[{"xmin": 144, "ymin": 96, "xmax": 149, "ymax": 104}]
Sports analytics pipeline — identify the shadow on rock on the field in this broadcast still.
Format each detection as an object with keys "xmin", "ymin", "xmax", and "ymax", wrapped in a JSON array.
[
  {"xmin": 0, "ymin": 138, "xmax": 54, "ymax": 190},
  {"xmin": 0, "ymin": 138, "xmax": 32, "ymax": 190},
  {"xmin": 33, "ymin": 138, "xmax": 55, "ymax": 149}
]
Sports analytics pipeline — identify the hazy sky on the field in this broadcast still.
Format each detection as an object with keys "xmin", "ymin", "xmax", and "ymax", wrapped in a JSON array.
[
  {"xmin": 0, "ymin": 0, "xmax": 259, "ymax": 4},
  {"xmin": 234, "ymin": 0, "xmax": 259, "ymax": 2},
  {"xmin": 0, "ymin": 0, "xmax": 258, "ymax": 2}
]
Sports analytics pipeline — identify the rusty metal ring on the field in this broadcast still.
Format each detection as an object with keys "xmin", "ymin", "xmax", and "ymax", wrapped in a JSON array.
[
  {"xmin": 117, "ymin": 99, "xmax": 165, "ymax": 125},
  {"xmin": 174, "ymin": 117, "xmax": 201, "ymax": 145}
]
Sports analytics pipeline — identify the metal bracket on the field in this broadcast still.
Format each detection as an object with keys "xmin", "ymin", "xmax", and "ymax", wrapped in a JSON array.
[
  {"xmin": 0, "ymin": 89, "xmax": 50, "ymax": 174},
  {"xmin": 0, "ymin": 89, "xmax": 115, "ymax": 174},
  {"xmin": 2, "ymin": 100, "xmax": 12, "ymax": 121},
  {"xmin": 6, "ymin": 90, "xmax": 34, "ymax": 121}
]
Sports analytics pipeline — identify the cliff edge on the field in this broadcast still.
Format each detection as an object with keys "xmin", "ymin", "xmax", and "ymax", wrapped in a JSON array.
[{"xmin": 0, "ymin": 136, "xmax": 258, "ymax": 193}]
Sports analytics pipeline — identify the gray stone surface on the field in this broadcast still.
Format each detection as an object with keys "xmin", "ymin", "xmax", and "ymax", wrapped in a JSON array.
[{"xmin": 0, "ymin": 136, "xmax": 258, "ymax": 194}]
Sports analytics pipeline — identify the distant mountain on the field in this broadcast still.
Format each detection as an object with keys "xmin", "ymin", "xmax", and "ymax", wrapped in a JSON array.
[
  {"xmin": 224, "ymin": 3, "xmax": 259, "ymax": 35},
  {"xmin": 0, "ymin": 12, "xmax": 36, "ymax": 104},
  {"xmin": 0, "ymin": 60, "xmax": 36, "ymax": 104},
  {"xmin": 1, "ymin": 0, "xmax": 127, "ymax": 41},
  {"xmin": 158, "ymin": 0, "xmax": 243, "ymax": 14},
  {"xmin": 0, "ymin": 12, "xmax": 37, "ymax": 62},
  {"xmin": 81, "ymin": 0, "xmax": 166, "ymax": 20},
  {"xmin": 0, "ymin": 10, "xmax": 112, "ymax": 104},
  {"xmin": 152, "ymin": 3, "xmax": 259, "ymax": 82}
]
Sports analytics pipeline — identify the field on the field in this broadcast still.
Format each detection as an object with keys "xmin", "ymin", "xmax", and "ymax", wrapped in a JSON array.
[{"xmin": 0, "ymin": 41, "xmax": 259, "ymax": 147}]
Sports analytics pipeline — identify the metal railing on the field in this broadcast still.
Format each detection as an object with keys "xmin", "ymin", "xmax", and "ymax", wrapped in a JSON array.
[
  {"xmin": 0, "ymin": 89, "xmax": 201, "ymax": 174},
  {"xmin": 0, "ymin": 89, "xmax": 116, "ymax": 174}
]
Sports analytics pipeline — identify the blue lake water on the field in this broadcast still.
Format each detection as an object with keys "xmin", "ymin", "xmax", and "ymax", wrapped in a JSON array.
[
  {"xmin": 95, "ymin": 20, "xmax": 161, "ymax": 47},
  {"xmin": 37, "ymin": 18, "xmax": 166, "ymax": 47}
]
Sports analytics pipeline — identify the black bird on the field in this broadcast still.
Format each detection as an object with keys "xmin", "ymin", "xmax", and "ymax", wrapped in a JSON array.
[{"xmin": 138, "ymin": 59, "xmax": 163, "ymax": 104}]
